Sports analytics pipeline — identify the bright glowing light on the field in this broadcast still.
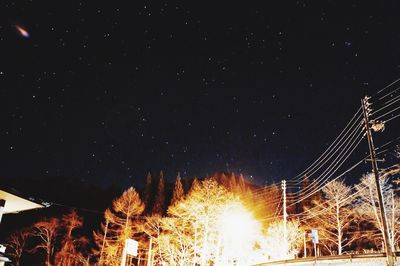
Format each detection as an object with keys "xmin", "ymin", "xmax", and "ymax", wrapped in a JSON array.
[
  {"xmin": 15, "ymin": 25, "xmax": 30, "ymax": 38},
  {"xmin": 218, "ymin": 203, "xmax": 259, "ymax": 241},
  {"xmin": 217, "ymin": 202, "xmax": 264, "ymax": 266}
]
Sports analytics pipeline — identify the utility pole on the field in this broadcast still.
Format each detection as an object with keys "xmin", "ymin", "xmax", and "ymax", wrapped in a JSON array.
[
  {"xmin": 282, "ymin": 179, "xmax": 288, "ymax": 257},
  {"xmin": 99, "ymin": 219, "xmax": 109, "ymax": 266},
  {"xmin": 303, "ymin": 231, "xmax": 307, "ymax": 258},
  {"xmin": 147, "ymin": 237, "xmax": 153, "ymax": 266},
  {"xmin": 361, "ymin": 96, "xmax": 394, "ymax": 266}
]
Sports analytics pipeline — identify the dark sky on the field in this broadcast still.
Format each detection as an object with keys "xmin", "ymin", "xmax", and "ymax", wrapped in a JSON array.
[{"xmin": 1, "ymin": 0, "xmax": 400, "ymax": 188}]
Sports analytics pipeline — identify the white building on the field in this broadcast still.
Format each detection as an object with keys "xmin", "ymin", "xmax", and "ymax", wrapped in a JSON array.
[{"xmin": 0, "ymin": 188, "xmax": 45, "ymax": 265}]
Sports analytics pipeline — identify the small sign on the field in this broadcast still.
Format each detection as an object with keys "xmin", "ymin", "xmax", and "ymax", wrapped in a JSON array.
[
  {"xmin": 311, "ymin": 229, "xmax": 319, "ymax": 244},
  {"xmin": 125, "ymin": 239, "xmax": 138, "ymax": 256}
]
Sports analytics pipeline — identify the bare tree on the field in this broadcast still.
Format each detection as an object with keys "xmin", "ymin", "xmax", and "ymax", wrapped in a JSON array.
[
  {"xmin": 55, "ymin": 209, "xmax": 88, "ymax": 266},
  {"xmin": 264, "ymin": 220, "xmax": 303, "ymax": 261},
  {"xmin": 138, "ymin": 215, "xmax": 164, "ymax": 265},
  {"xmin": 6, "ymin": 228, "xmax": 30, "ymax": 266},
  {"xmin": 356, "ymin": 173, "xmax": 400, "ymax": 252},
  {"xmin": 165, "ymin": 179, "xmax": 235, "ymax": 266},
  {"xmin": 30, "ymin": 218, "xmax": 60, "ymax": 266},
  {"xmin": 93, "ymin": 209, "xmax": 112, "ymax": 265},
  {"xmin": 304, "ymin": 180, "xmax": 356, "ymax": 255}
]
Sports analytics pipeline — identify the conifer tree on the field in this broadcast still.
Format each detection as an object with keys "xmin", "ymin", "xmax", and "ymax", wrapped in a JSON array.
[
  {"xmin": 144, "ymin": 172, "xmax": 153, "ymax": 210},
  {"xmin": 189, "ymin": 176, "xmax": 200, "ymax": 194},
  {"xmin": 238, "ymin": 174, "xmax": 247, "ymax": 192},
  {"xmin": 152, "ymin": 171, "xmax": 166, "ymax": 215},
  {"xmin": 171, "ymin": 173, "xmax": 185, "ymax": 206},
  {"xmin": 229, "ymin": 174, "xmax": 237, "ymax": 191},
  {"xmin": 94, "ymin": 187, "xmax": 145, "ymax": 266},
  {"xmin": 219, "ymin": 173, "xmax": 229, "ymax": 188}
]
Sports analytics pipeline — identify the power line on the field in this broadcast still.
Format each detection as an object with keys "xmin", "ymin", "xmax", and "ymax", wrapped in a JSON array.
[
  {"xmin": 375, "ymin": 77, "xmax": 400, "ymax": 99},
  {"xmin": 289, "ymin": 108, "xmax": 362, "ymax": 183},
  {"xmin": 371, "ymin": 94, "xmax": 400, "ymax": 116},
  {"xmin": 290, "ymin": 121, "xmax": 363, "ymax": 187},
  {"xmin": 289, "ymin": 117, "xmax": 363, "ymax": 186},
  {"xmin": 289, "ymin": 128, "xmax": 364, "ymax": 198},
  {"xmin": 373, "ymin": 105, "xmax": 400, "ymax": 121},
  {"xmin": 287, "ymin": 147, "xmax": 366, "ymax": 208},
  {"xmin": 385, "ymin": 113, "xmax": 400, "ymax": 124}
]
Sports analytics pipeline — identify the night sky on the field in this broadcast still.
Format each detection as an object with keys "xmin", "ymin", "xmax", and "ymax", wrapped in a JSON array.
[{"xmin": 1, "ymin": 1, "xmax": 400, "ymax": 188}]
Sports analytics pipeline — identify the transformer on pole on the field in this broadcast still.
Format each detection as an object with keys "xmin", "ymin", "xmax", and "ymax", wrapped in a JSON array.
[{"xmin": 361, "ymin": 96, "xmax": 394, "ymax": 266}]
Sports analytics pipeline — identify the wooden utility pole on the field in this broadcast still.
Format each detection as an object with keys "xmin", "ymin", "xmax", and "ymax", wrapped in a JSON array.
[
  {"xmin": 303, "ymin": 231, "xmax": 307, "ymax": 258},
  {"xmin": 361, "ymin": 96, "xmax": 394, "ymax": 266},
  {"xmin": 282, "ymin": 180, "xmax": 288, "ymax": 257},
  {"xmin": 147, "ymin": 237, "xmax": 153, "ymax": 266},
  {"xmin": 99, "ymin": 219, "xmax": 109, "ymax": 266}
]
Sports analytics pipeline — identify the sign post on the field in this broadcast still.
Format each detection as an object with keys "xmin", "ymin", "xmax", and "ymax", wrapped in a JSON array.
[
  {"xmin": 311, "ymin": 229, "xmax": 318, "ymax": 259},
  {"xmin": 121, "ymin": 239, "xmax": 138, "ymax": 266}
]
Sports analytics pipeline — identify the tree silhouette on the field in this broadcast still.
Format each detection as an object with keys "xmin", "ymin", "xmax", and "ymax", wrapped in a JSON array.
[
  {"xmin": 30, "ymin": 218, "xmax": 60, "ymax": 266},
  {"xmin": 171, "ymin": 173, "xmax": 185, "ymax": 206},
  {"xmin": 152, "ymin": 171, "xmax": 165, "ymax": 215},
  {"xmin": 144, "ymin": 172, "xmax": 153, "ymax": 213},
  {"xmin": 55, "ymin": 209, "xmax": 89, "ymax": 266},
  {"xmin": 6, "ymin": 228, "xmax": 30, "ymax": 266}
]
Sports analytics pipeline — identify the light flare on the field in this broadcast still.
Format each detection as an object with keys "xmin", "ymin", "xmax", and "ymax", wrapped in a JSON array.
[
  {"xmin": 15, "ymin": 25, "xmax": 30, "ymax": 38},
  {"xmin": 217, "ymin": 202, "xmax": 264, "ymax": 265}
]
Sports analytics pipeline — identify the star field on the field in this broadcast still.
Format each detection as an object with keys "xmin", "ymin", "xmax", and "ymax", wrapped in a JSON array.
[{"xmin": 1, "ymin": 1, "xmax": 400, "ymax": 187}]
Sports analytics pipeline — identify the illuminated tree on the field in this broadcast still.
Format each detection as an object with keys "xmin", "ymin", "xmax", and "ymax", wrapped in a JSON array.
[
  {"xmin": 213, "ymin": 172, "xmax": 229, "ymax": 188},
  {"xmin": 6, "ymin": 228, "xmax": 30, "ymax": 266},
  {"xmin": 158, "ymin": 217, "xmax": 194, "ymax": 266},
  {"xmin": 165, "ymin": 179, "xmax": 266, "ymax": 266},
  {"xmin": 138, "ymin": 214, "xmax": 164, "ymax": 265},
  {"xmin": 93, "ymin": 209, "xmax": 112, "ymax": 265},
  {"xmin": 94, "ymin": 187, "xmax": 145, "ymax": 266},
  {"xmin": 237, "ymin": 174, "xmax": 247, "ymax": 193},
  {"xmin": 166, "ymin": 180, "xmax": 233, "ymax": 265},
  {"xmin": 31, "ymin": 218, "xmax": 60, "ymax": 266},
  {"xmin": 55, "ymin": 209, "xmax": 88, "ymax": 266},
  {"xmin": 189, "ymin": 177, "xmax": 200, "ymax": 193},
  {"xmin": 299, "ymin": 176, "xmax": 322, "ymax": 213},
  {"xmin": 228, "ymin": 174, "xmax": 237, "ymax": 190},
  {"xmin": 304, "ymin": 180, "xmax": 356, "ymax": 255},
  {"xmin": 356, "ymin": 173, "xmax": 400, "ymax": 252},
  {"xmin": 153, "ymin": 171, "xmax": 165, "ymax": 214},
  {"xmin": 264, "ymin": 220, "xmax": 303, "ymax": 261}
]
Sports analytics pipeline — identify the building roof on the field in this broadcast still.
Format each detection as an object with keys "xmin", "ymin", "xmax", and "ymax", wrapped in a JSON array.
[{"xmin": 0, "ymin": 189, "xmax": 45, "ymax": 214}]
